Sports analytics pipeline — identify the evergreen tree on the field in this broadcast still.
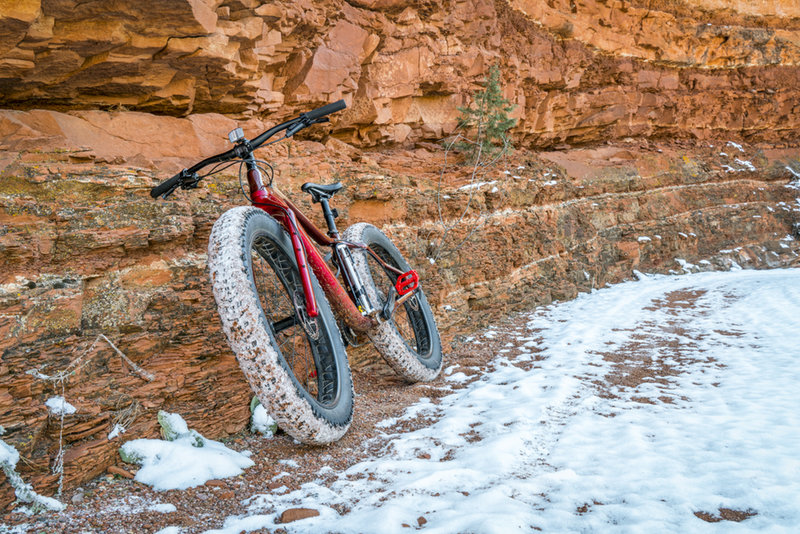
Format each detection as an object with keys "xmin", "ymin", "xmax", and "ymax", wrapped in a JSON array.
[{"xmin": 456, "ymin": 64, "xmax": 516, "ymax": 163}]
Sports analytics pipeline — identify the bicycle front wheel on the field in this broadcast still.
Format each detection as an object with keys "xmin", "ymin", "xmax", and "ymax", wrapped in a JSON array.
[
  {"xmin": 342, "ymin": 223, "xmax": 442, "ymax": 382},
  {"xmin": 208, "ymin": 206, "xmax": 353, "ymax": 444}
]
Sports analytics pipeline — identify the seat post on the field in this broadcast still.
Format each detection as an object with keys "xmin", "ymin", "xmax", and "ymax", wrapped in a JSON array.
[
  {"xmin": 319, "ymin": 198, "xmax": 339, "ymax": 238},
  {"xmin": 301, "ymin": 181, "xmax": 343, "ymax": 238}
]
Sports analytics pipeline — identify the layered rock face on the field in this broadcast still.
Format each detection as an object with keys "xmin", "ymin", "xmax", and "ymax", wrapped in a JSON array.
[
  {"xmin": 1, "ymin": 0, "xmax": 799, "ymax": 507},
  {"xmin": 1, "ymin": 111, "xmax": 798, "ymax": 508},
  {"xmin": 1, "ymin": 0, "xmax": 799, "ymax": 146}
]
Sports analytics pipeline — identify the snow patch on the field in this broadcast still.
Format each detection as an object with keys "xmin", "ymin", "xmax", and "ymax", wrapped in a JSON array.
[
  {"xmin": 107, "ymin": 423, "xmax": 126, "ymax": 440},
  {"xmin": 445, "ymin": 372, "xmax": 469, "ymax": 384},
  {"xmin": 45, "ymin": 396, "xmax": 76, "ymax": 416},
  {"xmin": 674, "ymin": 258, "xmax": 697, "ymax": 272},
  {"xmin": 150, "ymin": 503, "xmax": 177, "ymax": 513},
  {"xmin": 251, "ymin": 404, "xmax": 277, "ymax": 437},
  {"xmin": 0, "ymin": 438, "xmax": 64, "ymax": 511},
  {"xmin": 457, "ymin": 180, "xmax": 497, "ymax": 191},
  {"xmin": 0, "ymin": 439, "xmax": 19, "ymax": 466},
  {"xmin": 727, "ymin": 141, "xmax": 745, "ymax": 152},
  {"xmin": 227, "ymin": 269, "xmax": 800, "ymax": 533},
  {"xmin": 120, "ymin": 413, "xmax": 253, "ymax": 491}
]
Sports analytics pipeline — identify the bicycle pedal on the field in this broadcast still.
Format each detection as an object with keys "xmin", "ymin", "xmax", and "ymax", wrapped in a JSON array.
[{"xmin": 395, "ymin": 270, "xmax": 419, "ymax": 296}]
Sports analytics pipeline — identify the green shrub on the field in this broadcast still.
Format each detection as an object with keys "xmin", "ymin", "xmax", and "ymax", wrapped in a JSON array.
[{"xmin": 455, "ymin": 64, "xmax": 516, "ymax": 164}]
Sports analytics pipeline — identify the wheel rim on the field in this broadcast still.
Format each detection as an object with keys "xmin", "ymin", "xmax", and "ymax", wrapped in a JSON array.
[
  {"xmin": 250, "ymin": 235, "xmax": 339, "ymax": 407},
  {"xmin": 366, "ymin": 245, "xmax": 433, "ymax": 359}
]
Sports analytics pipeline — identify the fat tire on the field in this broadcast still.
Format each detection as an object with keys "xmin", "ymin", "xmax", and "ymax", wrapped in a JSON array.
[
  {"xmin": 342, "ymin": 223, "xmax": 443, "ymax": 382},
  {"xmin": 208, "ymin": 206, "xmax": 353, "ymax": 444}
]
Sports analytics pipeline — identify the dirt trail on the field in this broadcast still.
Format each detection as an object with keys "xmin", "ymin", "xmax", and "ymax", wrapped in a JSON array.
[{"xmin": 2, "ymin": 315, "xmax": 517, "ymax": 533}]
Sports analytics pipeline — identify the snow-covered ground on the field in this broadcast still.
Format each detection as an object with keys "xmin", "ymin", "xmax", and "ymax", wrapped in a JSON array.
[{"xmin": 188, "ymin": 268, "xmax": 800, "ymax": 533}]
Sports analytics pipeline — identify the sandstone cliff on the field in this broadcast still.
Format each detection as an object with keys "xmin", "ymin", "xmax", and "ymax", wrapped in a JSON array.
[
  {"xmin": 1, "ymin": 0, "xmax": 799, "ymax": 146},
  {"xmin": 1, "ymin": 0, "xmax": 799, "ymax": 508}
]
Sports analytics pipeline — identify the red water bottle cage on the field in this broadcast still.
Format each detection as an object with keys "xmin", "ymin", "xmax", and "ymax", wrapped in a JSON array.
[{"xmin": 395, "ymin": 270, "xmax": 419, "ymax": 296}]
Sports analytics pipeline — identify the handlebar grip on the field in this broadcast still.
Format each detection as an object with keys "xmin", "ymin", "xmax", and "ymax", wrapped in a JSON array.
[
  {"xmin": 304, "ymin": 99, "xmax": 346, "ymax": 121},
  {"xmin": 150, "ymin": 173, "xmax": 181, "ymax": 199}
]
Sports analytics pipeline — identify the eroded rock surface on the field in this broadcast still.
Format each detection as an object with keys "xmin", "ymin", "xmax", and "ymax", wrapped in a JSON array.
[
  {"xmin": 0, "ymin": 0, "xmax": 799, "ymax": 146},
  {"xmin": 1, "ymin": 114, "xmax": 798, "ymax": 505},
  {"xmin": 1, "ymin": 0, "xmax": 799, "ymax": 508}
]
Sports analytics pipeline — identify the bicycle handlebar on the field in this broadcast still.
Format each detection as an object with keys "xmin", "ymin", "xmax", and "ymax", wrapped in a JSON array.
[
  {"xmin": 150, "ymin": 172, "xmax": 182, "ymax": 198},
  {"xmin": 150, "ymin": 100, "xmax": 346, "ymax": 199},
  {"xmin": 305, "ymin": 100, "xmax": 346, "ymax": 121}
]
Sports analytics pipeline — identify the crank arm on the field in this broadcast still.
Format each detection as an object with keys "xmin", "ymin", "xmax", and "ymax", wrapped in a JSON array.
[
  {"xmin": 381, "ymin": 287, "xmax": 398, "ymax": 321},
  {"xmin": 380, "ymin": 287, "xmax": 418, "ymax": 321}
]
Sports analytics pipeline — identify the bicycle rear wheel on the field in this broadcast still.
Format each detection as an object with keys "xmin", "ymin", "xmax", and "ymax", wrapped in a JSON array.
[
  {"xmin": 342, "ymin": 223, "xmax": 442, "ymax": 382},
  {"xmin": 209, "ymin": 206, "xmax": 352, "ymax": 444}
]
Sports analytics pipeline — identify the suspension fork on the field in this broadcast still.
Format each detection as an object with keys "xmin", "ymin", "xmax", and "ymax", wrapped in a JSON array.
[{"xmin": 246, "ymin": 162, "xmax": 318, "ymax": 318}]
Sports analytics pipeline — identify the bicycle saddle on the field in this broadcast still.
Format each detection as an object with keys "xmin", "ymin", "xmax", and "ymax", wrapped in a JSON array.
[{"xmin": 301, "ymin": 181, "xmax": 343, "ymax": 203}]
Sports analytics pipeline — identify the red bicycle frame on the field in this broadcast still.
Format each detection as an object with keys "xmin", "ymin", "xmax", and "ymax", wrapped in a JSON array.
[
  {"xmin": 245, "ymin": 166, "xmax": 377, "ymax": 334},
  {"xmin": 150, "ymin": 100, "xmax": 421, "ymax": 339}
]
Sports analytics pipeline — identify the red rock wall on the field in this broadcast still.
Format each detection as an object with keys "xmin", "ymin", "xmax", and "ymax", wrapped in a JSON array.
[
  {"xmin": 1, "ymin": 0, "xmax": 799, "ymax": 507},
  {"xmin": 1, "ymin": 0, "xmax": 799, "ymax": 146},
  {"xmin": 1, "ymin": 111, "xmax": 798, "ymax": 507}
]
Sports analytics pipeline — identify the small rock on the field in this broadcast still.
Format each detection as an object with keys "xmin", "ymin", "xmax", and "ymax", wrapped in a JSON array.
[
  {"xmin": 278, "ymin": 508, "xmax": 320, "ymax": 523},
  {"xmin": 418, "ymin": 516, "xmax": 427, "ymax": 526},
  {"xmin": 107, "ymin": 465, "xmax": 135, "ymax": 479},
  {"xmin": 71, "ymin": 489, "xmax": 84, "ymax": 504},
  {"xmin": 219, "ymin": 490, "xmax": 235, "ymax": 499},
  {"xmin": 205, "ymin": 479, "xmax": 226, "ymax": 487}
]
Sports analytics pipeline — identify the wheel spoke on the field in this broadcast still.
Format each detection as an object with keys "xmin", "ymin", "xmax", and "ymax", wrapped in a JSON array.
[{"xmin": 249, "ymin": 235, "xmax": 337, "ymax": 407}]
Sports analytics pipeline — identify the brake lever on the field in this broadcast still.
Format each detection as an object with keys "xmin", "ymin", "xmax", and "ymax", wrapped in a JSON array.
[
  {"xmin": 180, "ymin": 172, "xmax": 202, "ymax": 190},
  {"xmin": 162, "ymin": 172, "xmax": 200, "ymax": 199},
  {"xmin": 285, "ymin": 117, "xmax": 309, "ymax": 137},
  {"xmin": 161, "ymin": 183, "xmax": 181, "ymax": 199},
  {"xmin": 285, "ymin": 116, "xmax": 330, "ymax": 138}
]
